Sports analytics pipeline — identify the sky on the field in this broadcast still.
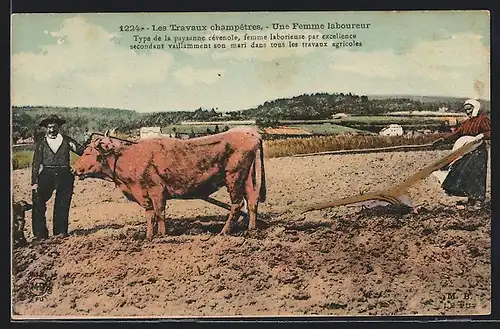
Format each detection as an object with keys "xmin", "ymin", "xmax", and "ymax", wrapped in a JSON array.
[{"xmin": 11, "ymin": 11, "xmax": 490, "ymax": 113}]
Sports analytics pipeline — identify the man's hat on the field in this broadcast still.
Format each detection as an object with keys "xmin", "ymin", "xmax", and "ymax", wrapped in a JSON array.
[{"xmin": 38, "ymin": 114, "xmax": 66, "ymax": 127}]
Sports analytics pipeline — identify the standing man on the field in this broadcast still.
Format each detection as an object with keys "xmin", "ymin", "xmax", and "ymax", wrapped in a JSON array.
[{"xmin": 31, "ymin": 115, "xmax": 84, "ymax": 239}]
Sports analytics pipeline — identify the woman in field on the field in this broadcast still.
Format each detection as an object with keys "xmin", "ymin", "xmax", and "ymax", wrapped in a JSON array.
[{"xmin": 433, "ymin": 99, "xmax": 491, "ymax": 209}]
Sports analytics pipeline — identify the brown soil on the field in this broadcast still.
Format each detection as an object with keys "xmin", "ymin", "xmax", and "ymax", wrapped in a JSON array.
[{"xmin": 11, "ymin": 150, "xmax": 491, "ymax": 317}]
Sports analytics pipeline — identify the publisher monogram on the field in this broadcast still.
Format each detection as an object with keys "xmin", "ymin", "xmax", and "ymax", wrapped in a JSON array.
[{"xmin": 28, "ymin": 276, "xmax": 51, "ymax": 299}]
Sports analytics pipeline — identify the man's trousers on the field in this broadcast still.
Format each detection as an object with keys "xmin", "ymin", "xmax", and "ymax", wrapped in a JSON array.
[{"xmin": 32, "ymin": 168, "xmax": 75, "ymax": 238}]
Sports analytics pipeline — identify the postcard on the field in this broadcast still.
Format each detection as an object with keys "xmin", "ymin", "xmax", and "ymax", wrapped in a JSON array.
[{"xmin": 11, "ymin": 11, "xmax": 491, "ymax": 318}]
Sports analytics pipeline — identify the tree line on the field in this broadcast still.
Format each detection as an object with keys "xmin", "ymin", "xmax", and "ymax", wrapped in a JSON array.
[{"xmin": 12, "ymin": 93, "xmax": 489, "ymax": 143}]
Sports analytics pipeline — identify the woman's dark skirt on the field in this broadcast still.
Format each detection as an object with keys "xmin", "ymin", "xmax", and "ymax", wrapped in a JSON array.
[{"xmin": 442, "ymin": 142, "xmax": 488, "ymax": 201}]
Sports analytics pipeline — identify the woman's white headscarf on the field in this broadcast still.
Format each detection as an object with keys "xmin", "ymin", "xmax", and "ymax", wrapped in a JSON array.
[{"xmin": 464, "ymin": 99, "xmax": 481, "ymax": 117}]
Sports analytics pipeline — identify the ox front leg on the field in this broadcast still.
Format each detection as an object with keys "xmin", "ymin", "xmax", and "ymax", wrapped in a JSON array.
[
  {"xmin": 245, "ymin": 174, "xmax": 260, "ymax": 231},
  {"xmin": 150, "ymin": 188, "xmax": 167, "ymax": 236},
  {"xmin": 157, "ymin": 213, "xmax": 166, "ymax": 236},
  {"xmin": 248, "ymin": 204, "xmax": 258, "ymax": 231},
  {"xmin": 145, "ymin": 209, "xmax": 155, "ymax": 240},
  {"xmin": 220, "ymin": 200, "xmax": 245, "ymax": 235}
]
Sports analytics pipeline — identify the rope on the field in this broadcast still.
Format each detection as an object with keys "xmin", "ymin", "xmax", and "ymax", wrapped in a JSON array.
[
  {"xmin": 90, "ymin": 132, "xmax": 138, "ymax": 144},
  {"xmin": 291, "ymin": 143, "xmax": 444, "ymax": 158}
]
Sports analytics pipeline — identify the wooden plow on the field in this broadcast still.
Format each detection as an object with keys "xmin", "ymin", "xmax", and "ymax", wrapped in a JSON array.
[
  {"xmin": 301, "ymin": 139, "xmax": 484, "ymax": 213},
  {"xmin": 88, "ymin": 131, "xmax": 249, "ymax": 219}
]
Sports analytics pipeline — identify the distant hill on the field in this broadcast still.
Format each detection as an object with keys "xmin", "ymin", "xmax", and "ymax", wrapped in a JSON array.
[
  {"xmin": 12, "ymin": 92, "xmax": 486, "ymax": 143},
  {"xmin": 11, "ymin": 106, "xmax": 229, "ymax": 143},
  {"xmin": 12, "ymin": 106, "xmax": 143, "ymax": 144},
  {"xmin": 369, "ymin": 94, "xmax": 490, "ymax": 110},
  {"xmin": 238, "ymin": 92, "xmax": 486, "ymax": 121}
]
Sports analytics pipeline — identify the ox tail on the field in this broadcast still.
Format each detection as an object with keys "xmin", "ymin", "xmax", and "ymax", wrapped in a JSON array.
[{"xmin": 256, "ymin": 139, "xmax": 267, "ymax": 203}]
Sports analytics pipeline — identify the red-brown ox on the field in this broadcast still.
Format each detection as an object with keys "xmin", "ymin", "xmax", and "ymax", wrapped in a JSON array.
[{"xmin": 72, "ymin": 127, "xmax": 266, "ymax": 239}]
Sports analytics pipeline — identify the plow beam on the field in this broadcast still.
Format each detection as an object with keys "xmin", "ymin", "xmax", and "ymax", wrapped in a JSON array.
[
  {"xmin": 201, "ymin": 197, "xmax": 249, "ymax": 220},
  {"xmin": 301, "ymin": 139, "xmax": 483, "ymax": 213}
]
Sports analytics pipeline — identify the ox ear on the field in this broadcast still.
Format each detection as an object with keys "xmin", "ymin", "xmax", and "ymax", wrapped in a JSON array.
[
  {"xmin": 95, "ymin": 140, "xmax": 112, "ymax": 154},
  {"xmin": 97, "ymin": 137, "xmax": 120, "ymax": 155},
  {"xmin": 83, "ymin": 132, "xmax": 95, "ymax": 145}
]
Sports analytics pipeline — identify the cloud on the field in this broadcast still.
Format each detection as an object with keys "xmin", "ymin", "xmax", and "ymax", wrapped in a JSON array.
[
  {"xmin": 329, "ymin": 50, "xmax": 406, "ymax": 79},
  {"xmin": 173, "ymin": 66, "xmax": 225, "ymax": 86},
  {"xmin": 12, "ymin": 17, "xmax": 175, "ymax": 101},
  {"xmin": 328, "ymin": 32, "xmax": 490, "ymax": 99},
  {"xmin": 407, "ymin": 33, "xmax": 489, "ymax": 69},
  {"xmin": 11, "ymin": 17, "xmax": 491, "ymax": 112}
]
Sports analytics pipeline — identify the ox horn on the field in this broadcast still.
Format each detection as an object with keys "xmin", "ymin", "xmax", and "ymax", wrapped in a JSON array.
[{"xmin": 104, "ymin": 129, "xmax": 109, "ymax": 137}]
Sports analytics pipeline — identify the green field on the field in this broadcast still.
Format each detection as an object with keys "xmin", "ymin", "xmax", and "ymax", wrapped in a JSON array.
[
  {"xmin": 161, "ymin": 123, "xmax": 368, "ymax": 135},
  {"xmin": 11, "ymin": 114, "xmax": 450, "ymax": 170},
  {"xmin": 334, "ymin": 116, "xmax": 445, "ymax": 124},
  {"xmin": 12, "ymin": 151, "xmax": 80, "ymax": 170},
  {"xmin": 279, "ymin": 116, "xmax": 445, "ymax": 124},
  {"xmin": 290, "ymin": 124, "xmax": 366, "ymax": 134},
  {"xmin": 161, "ymin": 124, "xmax": 244, "ymax": 135},
  {"xmin": 265, "ymin": 133, "xmax": 445, "ymax": 158}
]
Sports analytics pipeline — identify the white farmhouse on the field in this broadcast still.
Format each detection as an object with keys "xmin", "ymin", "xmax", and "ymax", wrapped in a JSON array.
[
  {"xmin": 379, "ymin": 124, "xmax": 404, "ymax": 136},
  {"xmin": 140, "ymin": 126, "xmax": 163, "ymax": 139},
  {"xmin": 332, "ymin": 112, "xmax": 349, "ymax": 119}
]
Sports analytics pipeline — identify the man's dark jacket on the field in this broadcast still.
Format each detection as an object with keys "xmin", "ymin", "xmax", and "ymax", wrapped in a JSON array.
[{"xmin": 31, "ymin": 135, "xmax": 84, "ymax": 185}]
